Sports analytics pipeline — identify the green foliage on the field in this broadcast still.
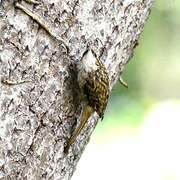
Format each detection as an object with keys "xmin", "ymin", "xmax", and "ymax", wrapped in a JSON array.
[{"xmin": 96, "ymin": 1, "xmax": 180, "ymax": 134}]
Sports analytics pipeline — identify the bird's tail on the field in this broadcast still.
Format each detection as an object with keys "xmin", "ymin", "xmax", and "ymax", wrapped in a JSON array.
[{"xmin": 64, "ymin": 105, "xmax": 94, "ymax": 153}]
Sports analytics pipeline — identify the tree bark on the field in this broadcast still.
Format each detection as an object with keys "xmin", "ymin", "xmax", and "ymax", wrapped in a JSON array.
[{"xmin": 0, "ymin": 0, "xmax": 153, "ymax": 179}]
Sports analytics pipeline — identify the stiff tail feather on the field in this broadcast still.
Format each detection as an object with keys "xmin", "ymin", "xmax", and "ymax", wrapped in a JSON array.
[{"xmin": 64, "ymin": 105, "xmax": 93, "ymax": 153}]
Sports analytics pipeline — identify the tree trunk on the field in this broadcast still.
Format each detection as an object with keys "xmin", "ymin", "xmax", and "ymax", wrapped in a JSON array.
[{"xmin": 0, "ymin": 0, "xmax": 153, "ymax": 179}]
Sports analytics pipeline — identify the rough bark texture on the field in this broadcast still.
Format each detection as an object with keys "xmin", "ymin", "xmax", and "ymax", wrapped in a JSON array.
[{"xmin": 0, "ymin": 0, "xmax": 153, "ymax": 179}]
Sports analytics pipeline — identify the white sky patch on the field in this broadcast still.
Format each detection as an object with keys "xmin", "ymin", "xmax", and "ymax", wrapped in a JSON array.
[{"xmin": 72, "ymin": 101, "xmax": 180, "ymax": 180}]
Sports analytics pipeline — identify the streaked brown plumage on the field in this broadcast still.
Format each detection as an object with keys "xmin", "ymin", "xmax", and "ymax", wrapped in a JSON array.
[{"xmin": 65, "ymin": 49, "xmax": 109, "ymax": 153}]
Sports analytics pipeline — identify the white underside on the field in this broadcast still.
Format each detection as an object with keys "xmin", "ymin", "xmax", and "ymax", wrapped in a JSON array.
[{"xmin": 81, "ymin": 49, "xmax": 98, "ymax": 72}]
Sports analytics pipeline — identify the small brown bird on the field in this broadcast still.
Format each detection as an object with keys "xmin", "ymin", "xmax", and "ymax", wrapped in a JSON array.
[{"xmin": 65, "ymin": 49, "xmax": 109, "ymax": 152}]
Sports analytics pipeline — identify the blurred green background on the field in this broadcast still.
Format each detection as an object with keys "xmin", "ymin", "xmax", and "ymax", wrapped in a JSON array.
[{"xmin": 73, "ymin": 1, "xmax": 180, "ymax": 180}]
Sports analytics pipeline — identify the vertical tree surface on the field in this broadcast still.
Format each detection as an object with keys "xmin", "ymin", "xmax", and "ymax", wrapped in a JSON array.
[{"xmin": 0, "ymin": 0, "xmax": 153, "ymax": 179}]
